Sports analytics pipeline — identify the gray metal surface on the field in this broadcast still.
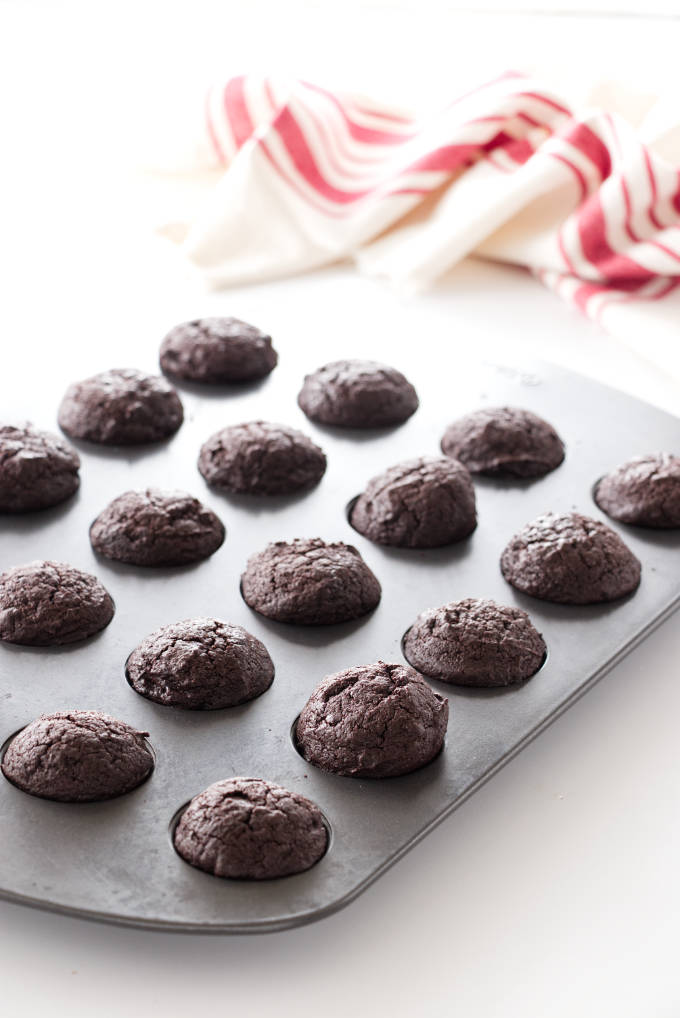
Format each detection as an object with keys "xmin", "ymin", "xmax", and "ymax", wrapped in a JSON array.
[{"xmin": 0, "ymin": 357, "xmax": 679, "ymax": 933}]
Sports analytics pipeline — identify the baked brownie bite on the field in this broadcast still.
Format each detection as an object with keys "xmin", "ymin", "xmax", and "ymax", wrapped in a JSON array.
[
  {"xmin": 126, "ymin": 618, "xmax": 274, "ymax": 709},
  {"xmin": 441, "ymin": 406, "xmax": 565, "ymax": 478},
  {"xmin": 350, "ymin": 456, "xmax": 477, "ymax": 548},
  {"xmin": 594, "ymin": 452, "xmax": 680, "ymax": 527},
  {"xmin": 198, "ymin": 422, "xmax": 326, "ymax": 496},
  {"xmin": 0, "ymin": 560, "xmax": 114, "ymax": 645},
  {"xmin": 296, "ymin": 661, "xmax": 448, "ymax": 778},
  {"xmin": 173, "ymin": 777, "xmax": 327, "ymax": 879},
  {"xmin": 160, "ymin": 316, "xmax": 277, "ymax": 384},
  {"xmin": 0, "ymin": 424, "xmax": 80, "ymax": 513},
  {"xmin": 297, "ymin": 359, "xmax": 419, "ymax": 428},
  {"xmin": 58, "ymin": 368, "xmax": 183, "ymax": 445},
  {"xmin": 241, "ymin": 538, "xmax": 381, "ymax": 625},
  {"xmin": 403, "ymin": 597, "xmax": 546, "ymax": 686},
  {"xmin": 90, "ymin": 489, "xmax": 225, "ymax": 567},
  {"xmin": 2, "ymin": 711, "xmax": 153, "ymax": 802},
  {"xmin": 500, "ymin": 511, "xmax": 641, "ymax": 604}
]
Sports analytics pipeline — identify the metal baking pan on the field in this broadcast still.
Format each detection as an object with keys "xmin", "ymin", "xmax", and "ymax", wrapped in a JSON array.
[{"xmin": 1, "ymin": 355, "xmax": 678, "ymax": 933}]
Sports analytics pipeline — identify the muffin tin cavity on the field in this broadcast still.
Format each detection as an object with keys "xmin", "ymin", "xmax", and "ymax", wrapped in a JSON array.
[
  {"xmin": 168, "ymin": 789, "xmax": 333, "ymax": 869},
  {"xmin": 124, "ymin": 618, "xmax": 275, "ymax": 710},
  {"xmin": 294, "ymin": 662, "xmax": 448, "ymax": 779},
  {"xmin": 290, "ymin": 710, "xmax": 446, "ymax": 777},
  {"xmin": 593, "ymin": 453, "xmax": 680, "ymax": 528},
  {"xmin": 171, "ymin": 777, "xmax": 329, "ymax": 880},
  {"xmin": 348, "ymin": 456, "xmax": 477, "ymax": 549},
  {"xmin": 1, "ymin": 712, "xmax": 155, "ymax": 802},
  {"xmin": 401, "ymin": 598, "xmax": 548, "ymax": 688}
]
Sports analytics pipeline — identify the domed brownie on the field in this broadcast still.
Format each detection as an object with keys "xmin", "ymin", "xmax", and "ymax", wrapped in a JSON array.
[
  {"xmin": 0, "ymin": 560, "xmax": 115, "ymax": 645},
  {"xmin": 90, "ymin": 489, "xmax": 225, "ymax": 567},
  {"xmin": 441, "ymin": 406, "xmax": 565, "ymax": 478},
  {"xmin": 160, "ymin": 316, "xmax": 278, "ymax": 384},
  {"xmin": 594, "ymin": 452, "xmax": 680, "ymax": 527},
  {"xmin": 241, "ymin": 538, "xmax": 381, "ymax": 625},
  {"xmin": 350, "ymin": 456, "xmax": 476, "ymax": 548},
  {"xmin": 1, "ymin": 711, "xmax": 153, "ymax": 802},
  {"xmin": 198, "ymin": 422, "xmax": 326, "ymax": 496},
  {"xmin": 126, "ymin": 618, "xmax": 274, "ymax": 709},
  {"xmin": 173, "ymin": 777, "xmax": 327, "ymax": 879},
  {"xmin": 403, "ymin": 597, "xmax": 546, "ymax": 686},
  {"xmin": 500, "ymin": 511, "xmax": 641, "ymax": 604},
  {"xmin": 295, "ymin": 661, "xmax": 448, "ymax": 778},
  {"xmin": 58, "ymin": 368, "xmax": 183, "ymax": 445},
  {"xmin": 0, "ymin": 423, "xmax": 80, "ymax": 512},
  {"xmin": 297, "ymin": 359, "xmax": 419, "ymax": 428}
]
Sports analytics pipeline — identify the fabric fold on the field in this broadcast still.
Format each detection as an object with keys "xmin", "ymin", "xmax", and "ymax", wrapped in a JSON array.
[{"xmin": 156, "ymin": 71, "xmax": 680, "ymax": 376}]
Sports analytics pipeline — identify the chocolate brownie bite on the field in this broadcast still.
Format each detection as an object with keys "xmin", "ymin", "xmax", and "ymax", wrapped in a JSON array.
[
  {"xmin": 0, "ymin": 423, "xmax": 80, "ymax": 512},
  {"xmin": 441, "ymin": 406, "xmax": 565, "ymax": 478},
  {"xmin": 1, "ymin": 711, "xmax": 153, "ymax": 801},
  {"xmin": 241, "ymin": 538, "xmax": 381, "ymax": 625},
  {"xmin": 403, "ymin": 597, "xmax": 546, "ymax": 686},
  {"xmin": 500, "ymin": 511, "xmax": 641, "ymax": 604},
  {"xmin": 90, "ymin": 489, "xmax": 225, "ymax": 567},
  {"xmin": 173, "ymin": 777, "xmax": 327, "ymax": 879},
  {"xmin": 296, "ymin": 661, "xmax": 448, "ymax": 778},
  {"xmin": 350, "ymin": 456, "xmax": 477, "ymax": 548},
  {"xmin": 0, "ymin": 560, "xmax": 115, "ymax": 645},
  {"xmin": 160, "ymin": 316, "xmax": 277, "ymax": 384},
  {"xmin": 594, "ymin": 452, "xmax": 680, "ymax": 528},
  {"xmin": 297, "ymin": 359, "xmax": 419, "ymax": 428},
  {"xmin": 198, "ymin": 422, "xmax": 326, "ymax": 496},
  {"xmin": 58, "ymin": 368, "xmax": 183, "ymax": 445},
  {"xmin": 126, "ymin": 618, "xmax": 274, "ymax": 709}
]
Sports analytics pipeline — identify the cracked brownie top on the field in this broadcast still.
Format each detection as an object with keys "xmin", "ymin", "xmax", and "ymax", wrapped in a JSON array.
[
  {"xmin": 160, "ymin": 316, "xmax": 277, "ymax": 384},
  {"xmin": 0, "ymin": 559, "xmax": 115, "ymax": 645},
  {"xmin": 297, "ymin": 359, "xmax": 418, "ymax": 428},
  {"xmin": 404, "ymin": 597, "xmax": 546, "ymax": 686},
  {"xmin": 1, "ymin": 710, "xmax": 153, "ymax": 802},
  {"xmin": 0, "ymin": 423, "xmax": 80, "ymax": 512},
  {"xmin": 441, "ymin": 406, "xmax": 565, "ymax": 478},
  {"xmin": 58, "ymin": 368, "xmax": 183, "ymax": 445},
  {"xmin": 90, "ymin": 489, "xmax": 225, "ymax": 567},
  {"xmin": 350, "ymin": 455, "xmax": 477, "ymax": 548},
  {"xmin": 198, "ymin": 421, "xmax": 326, "ymax": 496},
  {"xmin": 173, "ymin": 777, "xmax": 327, "ymax": 880},
  {"xmin": 126, "ymin": 617, "xmax": 274, "ymax": 709},
  {"xmin": 501, "ymin": 511, "xmax": 641, "ymax": 604},
  {"xmin": 594, "ymin": 452, "xmax": 680, "ymax": 528},
  {"xmin": 296, "ymin": 661, "xmax": 448, "ymax": 778},
  {"xmin": 241, "ymin": 537, "xmax": 381, "ymax": 625}
]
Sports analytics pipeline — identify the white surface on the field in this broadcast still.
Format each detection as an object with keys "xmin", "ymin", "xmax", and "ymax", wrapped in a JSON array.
[{"xmin": 1, "ymin": 3, "xmax": 679, "ymax": 1016}]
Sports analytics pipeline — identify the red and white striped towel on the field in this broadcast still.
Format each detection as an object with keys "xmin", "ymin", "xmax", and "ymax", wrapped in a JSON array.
[{"xmin": 172, "ymin": 72, "xmax": 680, "ymax": 377}]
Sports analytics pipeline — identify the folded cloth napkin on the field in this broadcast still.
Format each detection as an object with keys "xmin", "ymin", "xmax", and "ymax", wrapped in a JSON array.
[{"xmin": 165, "ymin": 72, "xmax": 680, "ymax": 378}]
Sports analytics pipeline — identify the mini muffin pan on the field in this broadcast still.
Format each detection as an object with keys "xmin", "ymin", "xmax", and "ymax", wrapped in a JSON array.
[{"xmin": 0, "ymin": 356, "xmax": 679, "ymax": 933}]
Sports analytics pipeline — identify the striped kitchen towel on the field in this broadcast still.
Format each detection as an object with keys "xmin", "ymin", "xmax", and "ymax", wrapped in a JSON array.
[{"xmin": 173, "ymin": 72, "xmax": 680, "ymax": 374}]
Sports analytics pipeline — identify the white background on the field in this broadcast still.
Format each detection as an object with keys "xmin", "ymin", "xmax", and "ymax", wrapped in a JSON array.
[{"xmin": 1, "ymin": 2, "xmax": 679, "ymax": 1016}]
